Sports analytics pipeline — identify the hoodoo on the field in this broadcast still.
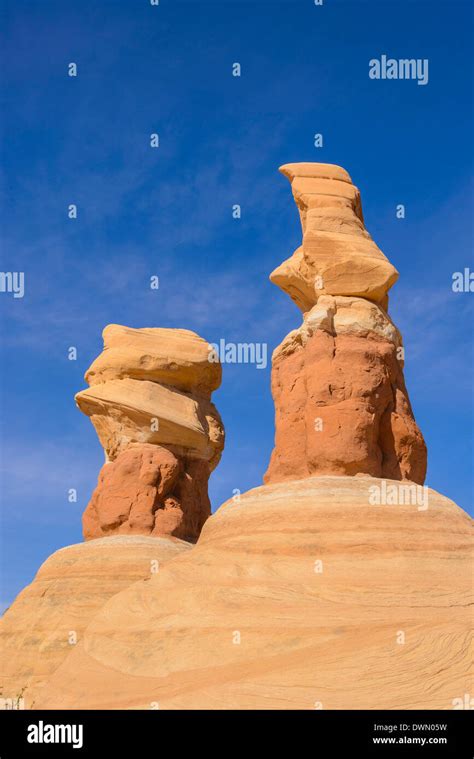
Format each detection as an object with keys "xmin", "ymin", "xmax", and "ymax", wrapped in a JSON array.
[
  {"xmin": 76, "ymin": 324, "xmax": 225, "ymax": 542},
  {"xmin": 265, "ymin": 163, "xmax": 427, "ymax": 485}
]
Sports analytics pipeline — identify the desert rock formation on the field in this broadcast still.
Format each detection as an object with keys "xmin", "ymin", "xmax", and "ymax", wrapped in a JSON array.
[
  {"xmin": 1, "ymin": 163, "xmax": 471, "ymax": 712},
  {"xmin": 77, "ymin": 325, "xmax": 224, "ymax": 541},
  {"xmin": 265, "ymin": 164, "xmax": 427, "ymax": 484},
  {"xmin": 29, "ymin": 478, "xmax": 473, "ymax": 710}
]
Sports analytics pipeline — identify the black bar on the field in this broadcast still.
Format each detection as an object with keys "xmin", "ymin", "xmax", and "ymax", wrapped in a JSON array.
[{"xmin": 0, "ymin": 710, "xmax": 472, "ymax": 757}]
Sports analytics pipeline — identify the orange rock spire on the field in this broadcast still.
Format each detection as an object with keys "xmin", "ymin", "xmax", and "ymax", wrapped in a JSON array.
[{"xmin": 265, "ymin": 163, "xmax": 427, "ymax": 484}]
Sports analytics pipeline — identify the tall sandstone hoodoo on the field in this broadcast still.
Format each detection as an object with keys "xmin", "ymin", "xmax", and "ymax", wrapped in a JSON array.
[
  {"xmin": 27, "ymin": 164, "xmax": 472, "ymax": 711},
  {"xmin": 265, "ymin": 163, "xmax": 427, "ymax": 485},
  {"xmin": 76, "ymin": 324, "xmax": 224, "ymax": 543}
]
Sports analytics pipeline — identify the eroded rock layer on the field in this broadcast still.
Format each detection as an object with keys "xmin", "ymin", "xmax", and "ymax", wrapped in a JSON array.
[
  {"xmin": 264, "ymin": 297, "xmax": 427, "ymax": 484},
  {"xmin": 83, "ymin": 444, "xmax": 211, "ymax": 542}
]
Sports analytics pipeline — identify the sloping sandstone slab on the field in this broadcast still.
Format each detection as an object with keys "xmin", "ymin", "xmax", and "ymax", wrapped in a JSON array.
[
  {"xmin": 75, "ymin": 378, "xmax": 224, "ymax": 468},
  {"xmin": 0, "ymin": 535, "xmax": 191, "ymax": 706},
  {"xmin": 29, "ymin": 477, "xmax": 472, "ymax": 710}
]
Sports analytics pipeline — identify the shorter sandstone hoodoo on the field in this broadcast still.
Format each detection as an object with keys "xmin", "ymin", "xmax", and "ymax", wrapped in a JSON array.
[{"xmin": 76, "ymin": 324, "xmax": 224, "ymax": 542}]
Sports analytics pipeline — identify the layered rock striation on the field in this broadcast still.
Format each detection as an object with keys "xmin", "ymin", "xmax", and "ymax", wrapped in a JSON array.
[
  {"xmin": 0, "ymin": 536, "xmax": 191, "ymax": 704},
  {"xmin": 29, "ymin": 478, "xmax": 473, "ymax": 710},
  {"xmin": 76, "ymin": 325, "xmax": 224, "ymax": 542},
  {"xmin": 270, "ymin": 163, "xmax": 398, "ymax": 310}
]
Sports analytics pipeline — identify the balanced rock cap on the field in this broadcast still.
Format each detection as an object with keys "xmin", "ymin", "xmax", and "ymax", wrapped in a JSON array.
[
  {"xmin": 270, "ymin": 162, "xmax": 398, "ymax": 312},
  {"xmin": 85, "ymin": 324, "xmax": 221, "ymax": 397}
]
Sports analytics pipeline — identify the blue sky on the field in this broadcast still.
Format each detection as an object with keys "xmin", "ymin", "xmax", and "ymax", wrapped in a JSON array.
[{"xmin": 0, "ymin": 0, "xmax": 472, "ymax": 610}]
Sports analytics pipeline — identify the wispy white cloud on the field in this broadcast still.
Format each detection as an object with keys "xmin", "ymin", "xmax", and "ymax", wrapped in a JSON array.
[
  {"xmin": 391, "ymin": 284, "xmax": 473, "ymax": 395},
  {"xmin": 0, "ymin": 437, "xmax": 101, "ymax": 525}
]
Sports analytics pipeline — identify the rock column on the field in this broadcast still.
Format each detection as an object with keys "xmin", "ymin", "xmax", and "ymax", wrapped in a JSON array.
[
  {"xmin": 76, "ymin": 325, "xmax": 224, "ymax": 542},
  {"xmin": 265, "ymin": 163, "xmax": 427, "ymax": 484}
]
